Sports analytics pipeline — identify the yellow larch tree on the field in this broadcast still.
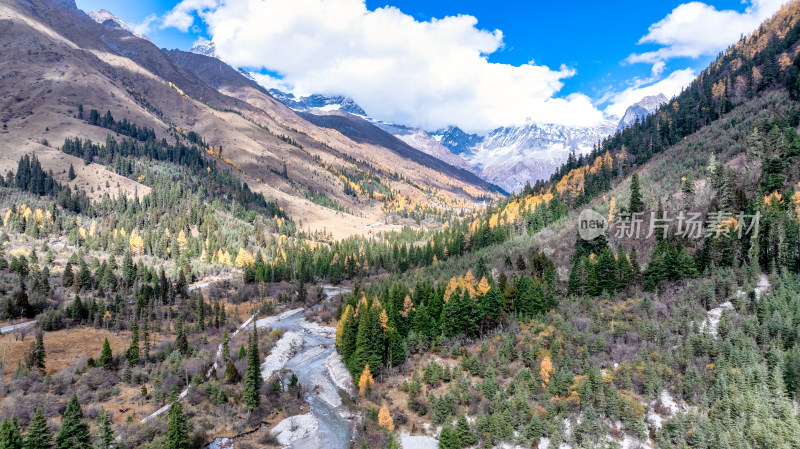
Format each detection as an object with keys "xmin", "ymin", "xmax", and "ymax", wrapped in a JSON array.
[
  {"xmin": 378, "ymin": 404, "xmax": 394, "ymax": 431},
  {"xmin": 358, "ymin": 364, "xmax": 373, "ymax": 396},
  {"xmin": 540, "ymin": 356, "xmax": 553, "ymax": 389},
  {"xmin": 336, "ymin": 305, "xmax": 353, "ymax": 346}
]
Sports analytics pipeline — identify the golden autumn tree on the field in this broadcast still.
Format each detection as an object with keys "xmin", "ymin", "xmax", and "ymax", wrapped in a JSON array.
[
  {"xmin": 235, "ymin": 248, "xmax": 255, "ymax": 267},
  {"xmin": 336, "ymin": 305, "xmax": 353, "ymax": 347},
  {"xmin": 358, "ymin": 364, "xmax": 373, "ymax": 396},
  {"xmin": 378, "ymin": 404, "xmax": 394, "ymax": 431},
  {"xmin": 176, "ymin": 229, "xmax": 189, "ymax": 251},
  {"xmin": 608, "ymin": 197, "xmax": 617, "ymax": 223},
  {"xmin": 540, "ymin": 356, "xmax": 553, "ymax": 389},
  {"xmin": 477, "ymin": 277, "xmax": 491, "ymax": 296}
]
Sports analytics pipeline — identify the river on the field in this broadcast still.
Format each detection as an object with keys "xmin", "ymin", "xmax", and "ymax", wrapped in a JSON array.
[{"xmin": 208, "ymin": 285, "xmax": 356, "ymax": 449}]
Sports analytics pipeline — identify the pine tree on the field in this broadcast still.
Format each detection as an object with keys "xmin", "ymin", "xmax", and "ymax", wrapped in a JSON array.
[
  {"xmin": 629, "ymin": 173, "xmax": 644, "ymax": 213},
  {"xmin": 67, "ymin": 164, "xmax": 76, "ymax": 181},
  {"xmin": 220, "ymin": 329, "xmax": 230, "ymax": 363},
  {"xmin": 127, "ymin": 320, "xmax": 139, "ymax": 365},
  {"xmin": 34, "ymin": 332, "xmax": 45, "ymax": 373},
  {"xmin": 77, "ymin": 260, "xmax": 91, "ymax": 291},
  {"xmin": 223, "ymin": 360, "xmax": 240, "ymax": 383},
  {"xmin": 62, "ymin": 262, "xmax": 74, "ymax": 288},
  {"xmin": 98, "ymin": 337, "xmax": 112, "ymax": 368},
  {"xmin": 454, "ymin": 414, "xmax": 477, "ymax": 447},
  {"xmin": 122, "ymin": 252, "xmax": 135, "ymax": 287},
  {"xmin": 141, "ymin": 319, "xmax": 150, "ymax": 362},
  {"xmin": 164, "ymin": 402, "xmax": 189, "ymax": 449},
  {"xmin": 242, "ymin": 324, "xmax": 262, "ymax": 410},
  {"xmin": 237, "ymin": 344, "xmax": 246, "ymax": 360},
  {"xmin": 23, "ymin": 409, "xmax": 52, "ymax": 449},
  {"xmin": 93, "ymin": 410, "xmax": 115, "ymax": 449},
  {"xmin": 175, "ymin": 316, "xmax": 189, "ymax": 356},
  {"xmin": 0, "ymin": 417, "xmax": 22, "ymax": 449},
  {"xmin": 55, "ymin": 395, "xmax": 91, "ymax": 449},
  {"xmin": 195, "ymin": 296, "xmax": 205, "ymax": 331},
  {"xmin": 438, "ymin": 424, "xmax": 461, "ymax": 449}
]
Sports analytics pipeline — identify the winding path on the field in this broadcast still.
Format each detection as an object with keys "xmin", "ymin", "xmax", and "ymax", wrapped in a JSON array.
[{"xmin": 0, "ymin": 320, "xmax": 36, "ymax": 334}]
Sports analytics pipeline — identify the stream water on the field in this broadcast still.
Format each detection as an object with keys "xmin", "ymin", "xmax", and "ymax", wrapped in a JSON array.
[{"xmin": 207, "ymin": 286, "xmax": 355, "ymax": 449}]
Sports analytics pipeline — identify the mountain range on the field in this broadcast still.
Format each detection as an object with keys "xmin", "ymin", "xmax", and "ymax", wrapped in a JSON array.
[
  {"xmin": 0, "ymin": 0, "xmax": 503, "ymax": 239},
  {"xmin": 261, "ymin": 87, "xmax": 644, "ymax": 192}
]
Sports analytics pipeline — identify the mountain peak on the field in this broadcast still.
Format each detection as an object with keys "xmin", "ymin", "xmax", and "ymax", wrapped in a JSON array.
[
  {"xmin": 268, "ymin": 88, "xmax": 367, "ymax": 116},
  {"xmin": 617, "ymin": 93, "xmax": 668, "ymax": 130},
  {"xmin": 88, "ymin": 9, "xmax": 151, "ymax": 41},
  {"xmin": 190, "ymin": 40, "xmax": 218, "ymax": 58}
]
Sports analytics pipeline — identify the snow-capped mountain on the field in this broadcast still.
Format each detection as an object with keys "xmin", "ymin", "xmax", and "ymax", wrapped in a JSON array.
[
  {"xmin": 189, "ymin": 41, "xmax": 219, "ymax": 58},
  {"xmin": 431, "ymin": 126, "xmax": 484, "ymax": 155},
  {"xmin": 88, "ymin": 9, "xmax": 150, "ymax": 41},
  {"xmin": 268, "ymin": 89, "xmax": 368, "ymax": 116},
  {"xmin": 462, "ymin": 119, "xmax": 618, "ymax": 193},
  {"xmin": 618, "ymin": 93, "xmax": 667, "ymax": 130},
  {"xmin": 267, "ymin": 87, "xmax": 633, "ymax": 193},
  {"xmin": 371, "ymin": 122, "xmax": 472, "ymax": 170}
]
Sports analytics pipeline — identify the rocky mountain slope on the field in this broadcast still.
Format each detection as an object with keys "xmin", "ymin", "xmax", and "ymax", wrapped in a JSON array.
[
  {"xmin": 267, "ymin": 88, "xmax": 622, "ymax": 192},
  {"xmin": 0, "ymin": 0, "xmax": 503, "ymax": 238},
  {"xmin": 617, "ymin": 93, "xmax": 667, "ymax": 130}
]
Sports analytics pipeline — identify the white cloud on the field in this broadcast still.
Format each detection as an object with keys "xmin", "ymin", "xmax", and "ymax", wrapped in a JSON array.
[
  {"xmin": 604, "ymin": 68, "xmax": 697, "ymax": 118},
  {"xmin": 627, "ymin": 0, "xmax": 788, "ymax": 65},
  {"xmin": 162, "ymin": 0, "xmax": 605, "ymax": 132},
  {"xmin": 161, "ymin": 0, "xmax": 218, "ymax": 32},
  {"xmin": 130, "ymin": 13, "xmax": 159, "ymax": 36}
]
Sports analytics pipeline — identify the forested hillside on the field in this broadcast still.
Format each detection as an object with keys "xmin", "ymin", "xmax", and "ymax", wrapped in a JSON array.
[{"xmin": 1, "ymin": 0, "xmax": 800, "ymax": 448}]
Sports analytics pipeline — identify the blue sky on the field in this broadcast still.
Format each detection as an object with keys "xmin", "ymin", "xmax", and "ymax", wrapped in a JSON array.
[{"xmin": 75, "ymin": 0, "xmax": 788, "ymax": 132}]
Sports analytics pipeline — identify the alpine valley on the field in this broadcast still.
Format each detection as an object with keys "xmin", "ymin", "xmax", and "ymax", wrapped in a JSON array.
[{"xmin": 1, "ymin": 0, "xmax": 800, "ymax": 449}]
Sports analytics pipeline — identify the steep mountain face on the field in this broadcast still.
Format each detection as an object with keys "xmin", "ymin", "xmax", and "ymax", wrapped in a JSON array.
[
  {"xmin": 189, "ymin": 40, "xmax": 218, "ymax": 58},
  {"xmin": 88, "ymin": 9, "xmax": 149, "ymax": 41},
  {"xmin": 431, "ymin": 125, "xmax": 484, "ymax": 155},
  {"xmin": 268, "ymin": 86, "xmax": 620, "ymax": 193},
  {"xmin": 0, "ymin": 0, "xmax": 503, "ymax": 239},
  {"xmin": 298, "ymin": 111, "xmax": 503, "ymax": 194},
  {"xmin": 617, "ymin": 93, "xmax": 667, "ymax": 130},
  {"xmin": 267, "ymin": 89, "xmax": 367, "ymax": 116},
  {"xmin": 369, "ymin": 122, "xmax": 472, "ymax": 170},
  {"xmin": 467, "ymin": 119, "xmax": 618, "ymax": 192}
]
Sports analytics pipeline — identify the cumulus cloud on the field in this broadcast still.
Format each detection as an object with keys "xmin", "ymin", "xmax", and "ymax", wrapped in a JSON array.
[
  {"xmin": 627, "ymin": 0, "xmax": 788, "ymax": 65},
  {"xmin": 130, "ymin": 13, "xmax": 159, "ymax": 36},
  {"xmin": 604, "ymin": 68, "xmax": 697, "ymax": 118},
  {"xmin": 162, "ymin": 0, "xmax": 606, "ymax": 132}
]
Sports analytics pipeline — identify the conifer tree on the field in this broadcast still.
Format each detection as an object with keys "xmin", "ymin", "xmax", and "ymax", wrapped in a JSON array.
[
  {"xmin": 242, "ymin": 324, "xmax": 262, "ymax": 410},
  {"xmin": 479, "ymin": 285, "xmax": 504, "ymax": 332},
  {"xmin": 33, "ymin": 332, "xmax": 45, "ymax": 373},
  {"xmin": 127, "ymin": 320, "xmax": 139, "ymax": 365},
  {"xmin": 141, "ymin": 319, "xmax": 150, "ymax": 362},
  {"xmin": 24, "ymin": 408, "xmax": 52, "ymax": 449},
  {"xmin": 220, "ymin": 329, "xmax": 230, "ymax": 363},
  {"xmin": 175, "ymin": 316, "xmax": 189, "ymax": 356},
  {"xmin": 629, "ymin": 173, "xmax": 644, "ymax": 213},
  {"xmin": 223, "ymin": 360, "xmax": 240, "ymax": 383},
  {"xmin": 164, "ymin": 403, "xmax": 189, "ymax": 449},
  {"xmin": 62, "ymin": 262, "xmax": 74, "ymax": 288},
  {"xmin": 358, "ymin": 364, "xmax": 373, "ymax": 396},
  {"xmin": 68, "ymin": 165, "xmax": 76, "ymax": 181},
  {"xmin": 98, "ymin": 337, "xmax": 112, "ymax": 368},
  {"xmin": 0, "ymin": 417, "xmax": 22, "ymax": 449},
  {"xmin": 455, "ymin": 414, "xmax": 477, "ymax": 446},
  {"xmin": 377, "ymin": 404, "xmax": 394, "ymax": 431},
  {"xmin": 55, "ymin": 395, "xmax": 90, "ymax": 449},
  {"xmin": 93, "ymin": 410, "xmax": 115, "ymax": 449}
]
